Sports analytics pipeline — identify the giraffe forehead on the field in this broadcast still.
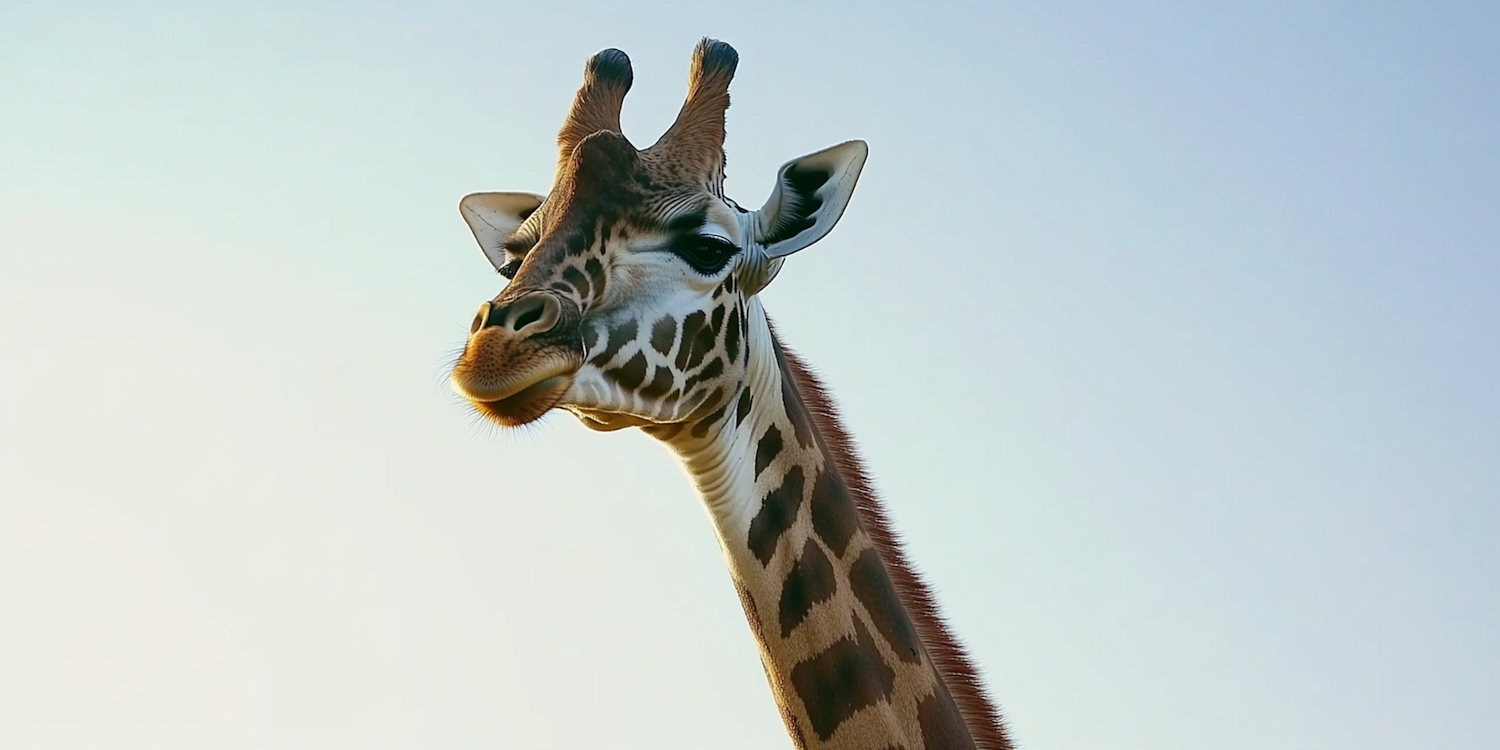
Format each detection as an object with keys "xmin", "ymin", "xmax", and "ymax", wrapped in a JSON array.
[
  {"xmin": 509, "ymin": 132, "xmax": 746, "ymax": 322},
  {"xmin": 526, "ymin": 175, "xmax": 721, "ymax": 266},
  {"xmin": 547, "ymin": 135, "xmax": 732, "ymax": 231}
]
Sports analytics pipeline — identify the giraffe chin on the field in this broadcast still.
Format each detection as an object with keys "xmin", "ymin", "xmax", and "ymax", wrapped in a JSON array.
[{"xmin": 467, "ymin": 375, "xmax": 574, "ymax": 427}]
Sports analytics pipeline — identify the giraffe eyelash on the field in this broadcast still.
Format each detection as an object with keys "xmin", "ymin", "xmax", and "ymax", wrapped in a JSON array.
[{"xmin": 672, "ymin": 235, "xmax": 738, "ymax": 275}]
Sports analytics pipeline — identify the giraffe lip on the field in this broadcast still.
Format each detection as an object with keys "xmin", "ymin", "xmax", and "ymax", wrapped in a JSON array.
[
  {"xmin": 450, "ymin": 327, "xmax": 585, "ymax": 427},
  {"xmin": 468, "ymin": 374, "xmax": 573, "ymax": 427},
  {"xmin": 450, "ymin": 329, "xmax": 583, "ymax": 401}
]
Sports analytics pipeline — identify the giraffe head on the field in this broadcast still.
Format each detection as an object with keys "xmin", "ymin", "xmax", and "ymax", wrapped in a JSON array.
[{"xmin": 450, "ymin": 39, "xmax": 866, "ymax": 432}]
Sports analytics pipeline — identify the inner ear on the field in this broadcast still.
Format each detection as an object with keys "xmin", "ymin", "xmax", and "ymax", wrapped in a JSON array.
[
  {"xmin": 761, "ymin": 165, "xmax": 830, "ymax": 245},
  {"xmin": 754, "ymin": 140, "xmax": 867, "ymax": 259},
  {"xmin": 459, "ymin": 192, "xmax": 546, "ymax": 273}
]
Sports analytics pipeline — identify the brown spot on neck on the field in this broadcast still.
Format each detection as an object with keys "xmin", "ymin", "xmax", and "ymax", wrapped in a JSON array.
[
  {"xmin": 789, "ymin": 618, "xmax": 897, "ymax": 742},
  {"xmin": 778, "ymin": 538, "xmax": 838, "ymax": 637},
  {"xmin": 747, "ymin": 465, "xmax": 805, "ymax": 566}
]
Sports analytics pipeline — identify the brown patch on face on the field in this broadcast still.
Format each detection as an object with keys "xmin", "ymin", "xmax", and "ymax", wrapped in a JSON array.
[
  {"xmin": 747, "ymin": 464, "xmax": 804, "ymax": 566},
  {"xmin": 849, "ymin": 548, "xmax": 923, "ymax": 664},
  {"xmin": 684, "ymin": 308, "xmax": 718, "ymax": 370},
  {"xmin": 809, "ymin": 467, "xmax": 860, "ymax": 558},
  {"xmin": 608, "ymin": 351, "xmax": 649, "ymax": 390},
  {"xmin": 650, "ymin": 314, "xmax": 677, "ymax": 356},
  {"xmin": 675, "ymin": 311, "xmax": 707, "ymax": 370},
  {"xmin": 591, "ymin": 318, "xmax": 637, "ymax": 366},
  {"xmin": 684, "ymin": 356, "xmax": 723, "ymax": 392},
  {"xmin": 778, "ymin": 538, "xmax": 837, "ymax": 637},
  {"xmin": 917, "ymin": 683, "xmax": 977, "ymax": 750},
  {"xmin": 789, "ymin": 618, "xmax": 896, "ymax": 742},
  {"xmin": 640, "ymin": 364, "xmax": 674, "ymax": 399},
  {"xmin": 754, "ymin": 426, "xmax": 783, "ymax": 478},
  {"xmin": 725, "ymin": 305, "xmax": 741, "ymax": 362}
]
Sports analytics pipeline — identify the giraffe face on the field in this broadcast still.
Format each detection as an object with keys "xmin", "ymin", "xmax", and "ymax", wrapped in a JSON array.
[{"xmin": 449, "ymin": 42, "xmax": 866, "ymax": 433}]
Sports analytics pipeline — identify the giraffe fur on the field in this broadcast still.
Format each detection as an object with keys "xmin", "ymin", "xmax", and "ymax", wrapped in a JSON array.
[{"xmin": 448, "ymin": 38, "xmax": 1012, "ymax": 750}]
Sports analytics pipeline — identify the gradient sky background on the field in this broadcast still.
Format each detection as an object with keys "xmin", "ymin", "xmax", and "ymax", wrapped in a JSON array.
[{"xmin": 2, "ymin": 2, "xmax": 1497, "ymax": 749}]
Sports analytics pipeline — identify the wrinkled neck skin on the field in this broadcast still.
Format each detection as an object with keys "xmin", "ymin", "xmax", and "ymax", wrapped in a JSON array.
[
  {"xmin": 648, "ymin": 298, "xmax": 982, "ymax": 750},
  {"xmin": 662, "ymin": 299, "xmax": 785, "ymax": 530}
]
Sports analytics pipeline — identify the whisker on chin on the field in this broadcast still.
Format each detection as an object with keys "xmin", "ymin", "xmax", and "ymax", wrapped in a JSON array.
[{"xmin": 460, "ymin": 398, "xmax": 557, "ymax": 446}]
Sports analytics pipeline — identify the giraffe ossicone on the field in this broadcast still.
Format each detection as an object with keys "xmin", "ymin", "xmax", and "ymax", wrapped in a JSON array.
[{"xmin": 449, "ymin": 39, "xmax": 1013, "ymax": 750}]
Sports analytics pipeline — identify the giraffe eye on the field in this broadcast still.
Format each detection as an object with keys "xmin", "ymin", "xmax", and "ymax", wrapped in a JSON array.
[
  {"xmin": 673, "ymin": 235, "xmax": 738, "ymax": 275},
  {"xmin": 497, "ymin": 258, "xmax": 523, "ymax": 279}
]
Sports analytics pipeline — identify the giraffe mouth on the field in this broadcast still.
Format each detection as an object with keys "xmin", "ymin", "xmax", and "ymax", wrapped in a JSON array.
[
  {"xmin": 450, "ymin": 331, "xmax": 582, "ymax": 427},
  {"xmin": 467, "ymin": 374, "xmax": 575, "ymax": 427}
]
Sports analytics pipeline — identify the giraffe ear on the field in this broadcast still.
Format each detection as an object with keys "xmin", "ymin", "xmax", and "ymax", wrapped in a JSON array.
[
  {"xmin": 754, "ymin": 140, "xmax": 868, "ymax": 259},
  {"xmin": 459, "ymin": 192, "xmax": 546, "ymax": 272}
]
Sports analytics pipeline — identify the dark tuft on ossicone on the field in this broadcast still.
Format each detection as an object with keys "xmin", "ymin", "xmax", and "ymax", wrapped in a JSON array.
[
  {"xmin": 694, "ymin": 38, "xmax": 739, "ymax": 79},
  {"xmin": 586, "ymin": 48, "xmax": 634, "ymax": 88}
]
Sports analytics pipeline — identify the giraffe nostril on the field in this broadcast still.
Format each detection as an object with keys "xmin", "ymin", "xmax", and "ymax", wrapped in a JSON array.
[
  {"xmin": 475, "ymin": 293, "xmax": 561, "ymax": 337},
  {"xmin": 504, "ymin": 293, "xmax": 560, "ymax": 334},
  {"xmin": 470, "ymin": 303, "xmax": 491, "ymax": 335},
  {"xmin": 513, "ymin": 304, "xmax": 545, "ymax": 332}
]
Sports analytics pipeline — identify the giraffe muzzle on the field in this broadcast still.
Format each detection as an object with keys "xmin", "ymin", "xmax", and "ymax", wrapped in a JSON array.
[{"xmin": 451, "ymin": 291, "xmax": 584, "ymax": 426}]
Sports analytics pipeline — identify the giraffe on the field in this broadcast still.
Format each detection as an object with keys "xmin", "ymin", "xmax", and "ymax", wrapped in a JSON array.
[{"xmin": 449, "ymin": 39, "xmax": 1013, "ymax": 750}]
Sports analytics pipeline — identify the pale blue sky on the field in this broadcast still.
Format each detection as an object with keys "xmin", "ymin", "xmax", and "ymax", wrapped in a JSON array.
[{"xmin": 2, "ymin": 2, "xmax": 1496, "ymax": 749}]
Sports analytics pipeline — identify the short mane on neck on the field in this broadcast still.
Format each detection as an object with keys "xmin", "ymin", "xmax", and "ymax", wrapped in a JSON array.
[
  {"xmin": 773, "ymin": 330, "xmax": 1011, "ymax": 750},
  {"xmin": 656, "ymin": 302, "xmax": 1013, "ymax": 750}
]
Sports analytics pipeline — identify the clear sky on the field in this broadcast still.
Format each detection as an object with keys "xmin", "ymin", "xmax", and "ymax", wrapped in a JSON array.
[{"xmin": 2, "ymin": 2, "xmax": 1496, "ymax": 749}]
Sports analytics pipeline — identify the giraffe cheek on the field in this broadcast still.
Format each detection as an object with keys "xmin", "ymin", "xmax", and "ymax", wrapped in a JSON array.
[{"xmin": 604, "ymin": 351, "xmax": 651, "ymax": 391}]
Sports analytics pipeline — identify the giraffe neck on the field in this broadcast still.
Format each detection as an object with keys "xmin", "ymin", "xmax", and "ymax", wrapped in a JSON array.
[{"xmin": 648, "ymin": 299, "xmax": 1010, "ymax": 750}]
